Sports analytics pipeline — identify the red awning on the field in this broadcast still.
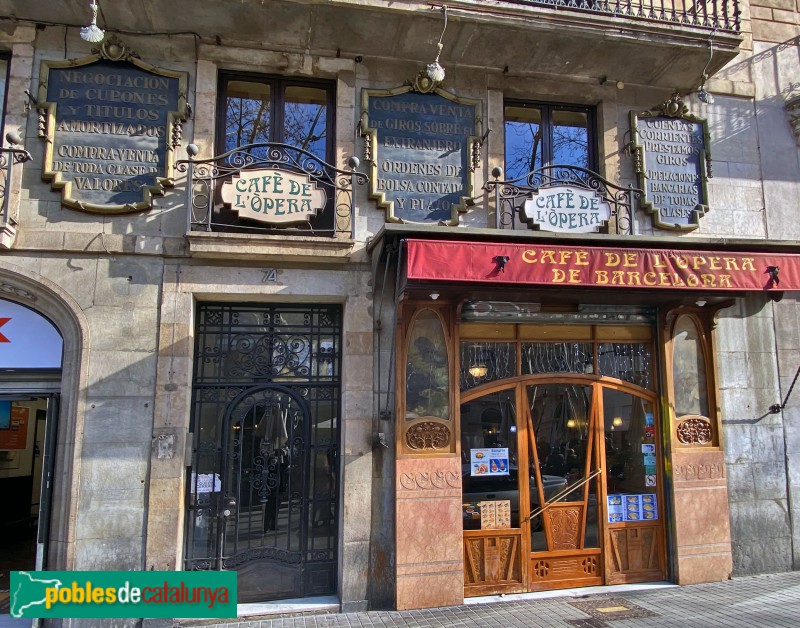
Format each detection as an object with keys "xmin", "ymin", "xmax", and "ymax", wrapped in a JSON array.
[{"xmin": 406, "ymin": 239, "xmax": 800, "ymax": 291}]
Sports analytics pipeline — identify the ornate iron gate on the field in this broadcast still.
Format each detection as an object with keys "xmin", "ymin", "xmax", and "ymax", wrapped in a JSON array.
[{"xmin": 184, "ymin": 303, "xmax": 341, "ymax": 602}]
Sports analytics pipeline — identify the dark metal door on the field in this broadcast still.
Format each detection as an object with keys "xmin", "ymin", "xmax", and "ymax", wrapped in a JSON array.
[{"xmin": 185, "ymin": 303, "xmax": 341, "ymax": 602}]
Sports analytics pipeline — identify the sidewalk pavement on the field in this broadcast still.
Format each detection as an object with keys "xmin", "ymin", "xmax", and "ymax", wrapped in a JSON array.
[{"xmin": 179, "ymin": 571, "xmax": 800, "ymax": 628}]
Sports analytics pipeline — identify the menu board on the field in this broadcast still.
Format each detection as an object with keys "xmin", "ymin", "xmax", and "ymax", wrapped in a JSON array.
[
  {"xmin": 479, "ymin": 500, "xmax": 511, "ymax": 530},
  {"xmin": 470, "ymin": 448, "xmax": 510, "ymax": 476},
  {"xmin": 608, "ymin": 494, "xmax": 658, "ymax": 522}
]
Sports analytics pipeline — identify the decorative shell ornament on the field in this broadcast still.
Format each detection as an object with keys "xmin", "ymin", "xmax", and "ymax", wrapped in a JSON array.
[{"xmin": 80, "ymin": 1, "xmax": 105, "ymax": 43}]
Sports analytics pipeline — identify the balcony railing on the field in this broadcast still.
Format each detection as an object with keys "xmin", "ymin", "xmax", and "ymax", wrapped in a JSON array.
[
  {"xmin": 176, "ymin": 143, "xmax": 367, "ymax": 238},
  {"xmin": 485, "ymin": 165, "xmax": 641, "ymax": 235},
  {"xmin": 507, "ymin": 0, "xmax": 740, "ymax": 32}
]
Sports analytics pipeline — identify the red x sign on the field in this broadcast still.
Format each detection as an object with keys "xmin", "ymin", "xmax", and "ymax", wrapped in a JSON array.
[{"xmin": 0, "ymin": 318, "xmax": 10, "ymax": 343}]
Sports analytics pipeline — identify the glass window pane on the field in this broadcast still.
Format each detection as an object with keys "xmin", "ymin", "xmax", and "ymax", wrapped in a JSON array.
[
  {"xmin": 224, "ymin": 80, "xmax": 271, "ymax": 152},
  {"xmin": 0, "ymin": 56, "xmax": 8, "ymax": 131},
  {"xmin": 597, "ymin": 343, "xmax": 653, "ymax": 390},
  {"xmin": 460, "ymin": 342, "xmax": 515, "ymax": 391},
  {"xmin": 521, "ymin": 342, "xmax": 593, "ymax": 375},
  {"xmin": 672, "ymin": 316, "xmax": 709, "ymax": 417},
  {"xmin": 527, "ymin": 384, "xmax": 594, "ymax": 550},
  {"xmin": 284, "ymin": 86, "xmax": 328, "ymax": 160},
  {"xmin": 505, "ymin": 105, "xmax": 542, "ymax": 180},
  {"xmin": 552, "ymin": 109, "xmax": 589, "ymax": 168},
  {"xmin": 406, "ymin": 310, "xmax": 450, "ymax": 420},
  {"xmin": 603, "ymin": 389, "xmax": 659, "ymax": 521},
  {"xmin": 461, "ymin": 389, "xmax": 519, "ymax": 530}
]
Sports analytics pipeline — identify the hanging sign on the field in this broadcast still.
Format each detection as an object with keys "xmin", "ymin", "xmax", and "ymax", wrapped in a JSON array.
[
  {"xmin": 220, "ymin": 168, "xmax": 327, "ymax": 225},
  {"xmin": 631, "ymin": 94, "xmax": 711, "ymax": 231},
  {"xmin": 37, "ymin": 36, "xmax": 188, "ymax": 214},
  {"xmin": 361, "ymin": 80, "xmax": 481, "ymax": 225},
  {"xmin": 521, "ymin": 185, "xmax": 612, "ymax": 232}
]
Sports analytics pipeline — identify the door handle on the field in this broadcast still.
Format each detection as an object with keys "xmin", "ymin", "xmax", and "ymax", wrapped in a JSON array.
[{"xmin": 222, "ymin": 496, "xmax": 237, "ymax": 518}]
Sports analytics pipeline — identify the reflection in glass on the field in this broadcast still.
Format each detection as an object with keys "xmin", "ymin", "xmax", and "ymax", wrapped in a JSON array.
[
  {"xmin": 284, "ymin": 86, "xmax": 328, "ymax": 160},
  {"xmin": 224, "ymin": 80, "xmax": 272, "ymax": 152},
  {"xmin": 505, "ymin": 105, "xmax": 542, "ymax": 181},
  {"xmin": 672, "ymin": 317, "xmax": 709, "ymax": 417},
  {"xmin": 527, "ymin": 384, "xmax": 598, "ymax": 551},
  {"xmin": 603, "ymin": 388, "xmax": 656, "ymax": 502},
  {"xmin": 460, "ymin": 389, "xmax": 519, "ymax": 530},
  {"xmin": 552, "ymin": 109, "xmax": 589, "ymax": 168},
  {"xmin": 406, "ymin": 310, "xmax": 450, "ymax": 420}
]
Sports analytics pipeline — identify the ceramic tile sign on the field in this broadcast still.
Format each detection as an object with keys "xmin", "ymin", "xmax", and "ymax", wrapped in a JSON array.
[{"xmin": 470, "ymin": 448, "xmax": 510, "ymax": 476}]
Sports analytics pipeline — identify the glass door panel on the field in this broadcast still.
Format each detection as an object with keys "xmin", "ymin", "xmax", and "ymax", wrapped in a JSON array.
[
  {"xmin": 602, "ymin": 388, "xmax": 658, "ymax": 518},
  {"xmin": 526, "ymin": 383, "xmax": 597, "ymax": 552},
  {"xmin": 602, "ymin": 387, "xmax": 665, "ymax": 583},
  {"xmin": 460, "ymin": 388, "xmax": 519, "ymax": 530}
]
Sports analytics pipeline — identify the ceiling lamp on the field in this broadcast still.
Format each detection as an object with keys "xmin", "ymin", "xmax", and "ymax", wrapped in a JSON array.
[
  {"xmin": 468, "ymin": 363, "xmax": 488, "ymax": 378},
  {"xmin": 80, "ymin": 1, "xmax": 105, "ymax": 43}
]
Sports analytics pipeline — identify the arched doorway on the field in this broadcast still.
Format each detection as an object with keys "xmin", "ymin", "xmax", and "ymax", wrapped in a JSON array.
[{"xmin": 0, "ymin": 298, "xmax": 63, "ymax": 610}]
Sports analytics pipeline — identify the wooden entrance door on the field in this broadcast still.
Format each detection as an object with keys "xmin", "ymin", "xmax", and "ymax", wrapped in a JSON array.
[
  {"xmin": 461, "ymin": 378, "xmax": 666, "ymax": 595},
  {"xmin": 525, "ymin": 381, "xmax": 603, "ymax": 590}
]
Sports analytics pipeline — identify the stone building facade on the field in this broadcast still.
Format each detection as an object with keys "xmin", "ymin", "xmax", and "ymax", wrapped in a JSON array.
[{"xmin": 0, "ymin": 0, "xmax": 798, "ymax": 620}]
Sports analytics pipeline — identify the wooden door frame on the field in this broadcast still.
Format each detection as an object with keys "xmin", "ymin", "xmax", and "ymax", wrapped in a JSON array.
[{"xmin": 460, "ymin": 375, "xmax": 666, "ymax": 594}]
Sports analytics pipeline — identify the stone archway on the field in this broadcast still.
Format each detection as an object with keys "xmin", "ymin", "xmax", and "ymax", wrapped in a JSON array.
[{"xmin": 0, "ymin": 259, "xmax": 90, "ymax": 570}]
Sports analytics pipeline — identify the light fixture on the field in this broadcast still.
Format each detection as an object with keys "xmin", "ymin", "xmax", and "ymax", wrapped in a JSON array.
[
  {"xmin": 612, "ymin": 416, "xmax": 623, "ymax": 427},
  {"xmin": 566, "ymin": 418, "xmax": 577, "ymax": 429},
  {"xmin": 426, "ymin": 6, "xmax": 448, "ymax": 84},
  {"xmin": 468, "ymin": 363, "xmax": 488, "ymax": 378},
  {"xmin": 696, "ymin": 30, "xmax": 716, "ymax": 104},
  {"xmin": 695, "ymin": 299, "xmax": 707, "ymax": 307},
  {"xmin": 429, "ymin": 292, "xmax": 440, "ymax": 300},
  {"xmin": 80, "ymin": 1, "xmax": 105, "ymax": 43}
]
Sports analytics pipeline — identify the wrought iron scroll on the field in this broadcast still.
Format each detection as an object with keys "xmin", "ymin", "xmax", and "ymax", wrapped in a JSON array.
[
  {"xmin": 485, "ymin": 165, "xmax": 642, "ymax": 236},
  {"xmin": 176, "ymin": 143, "xmax": 367, "ymax": 238},
  {"xmin": 0, "ymin": 141, "xmax": 33, "ymax": 232}
]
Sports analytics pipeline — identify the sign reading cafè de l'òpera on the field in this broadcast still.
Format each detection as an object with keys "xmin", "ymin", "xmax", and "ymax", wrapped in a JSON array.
[
  {"xmin": 38, "ymin": 36, "xmax": 188, "ymax": 214},
  {"xmin": 361, "ymin": 75, "xmax": 481, "ymax": 225},
  {"xmin": 631, "ymin": 93, "xmax": 712, "ymax": 231}
]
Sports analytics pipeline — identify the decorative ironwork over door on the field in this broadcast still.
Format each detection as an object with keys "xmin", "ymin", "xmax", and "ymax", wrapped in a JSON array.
[{"xmin": 185, "ymin": 303, "xmax": 341, "ymax": 603}]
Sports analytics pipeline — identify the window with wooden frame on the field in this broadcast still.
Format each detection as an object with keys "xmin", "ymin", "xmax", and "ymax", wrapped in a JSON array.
[
  {"xmin": 217, "ymin": 73, "xmax": 334, "ymax": 161},
  {"xmin": 208, "ymin": 73, "xmax": 338, "ymax": 234},
  {"xmin": 504, "ymin": 101, "xmax": 596, "ymax": 181},
  {"xmin": 665, "ymin": 309, "xmax": 718, "ymax": 448},
  {"xmin": 401, "ymin": 305, "xmax": 455, "ymax": 455}
]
